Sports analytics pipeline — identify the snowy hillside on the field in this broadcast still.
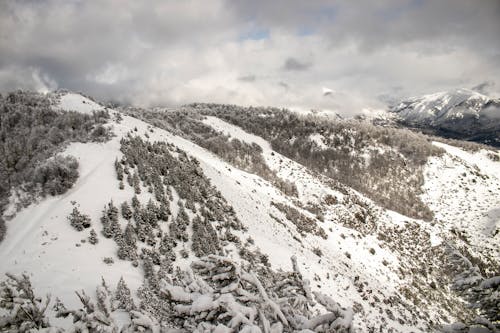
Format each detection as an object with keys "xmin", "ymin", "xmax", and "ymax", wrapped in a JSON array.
[
  {"xmin": 391, "ymin": 88, "xmax": 500, "ymax": 146},
  {"xmin": 0, "ymin": 91, "xmax": 499, "ymax": 332}
]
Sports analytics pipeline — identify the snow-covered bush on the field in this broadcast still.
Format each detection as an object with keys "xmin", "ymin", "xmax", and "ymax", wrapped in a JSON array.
[
  {"xmin": 159, "ymin": 255, "xmax": 354, "ymax": 332},
  {"xmin": 67, "ymin": 206, "xmax": 92, "ymax": 231}
]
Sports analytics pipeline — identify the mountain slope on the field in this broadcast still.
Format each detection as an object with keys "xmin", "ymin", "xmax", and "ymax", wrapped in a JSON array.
[
  {"xmin": 0, "ymin": 92, "xmax": 499, "ymax": 332},
  {"xmin": 390, "ymin": 88, "xmax": 500, "ymax": 146}
]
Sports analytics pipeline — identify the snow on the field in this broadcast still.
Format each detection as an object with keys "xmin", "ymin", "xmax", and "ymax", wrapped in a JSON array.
[
  {"xmin": 0, "ymin": 139, "xmax": 143, "ymax": 325},
  {"xmin": 422, "ymin": 141, "xmax": 500, "ymax": 259},
  {"xmin": 392, "ymin": 88, "xmax": 492, "ymax": 125},
  {"xmin": 308, "ymin": 133, "xmax": 328, "ymax": 149},
  {"xmin": 56, "ymin": 92, "xmax": 104, "ymax": 114}
]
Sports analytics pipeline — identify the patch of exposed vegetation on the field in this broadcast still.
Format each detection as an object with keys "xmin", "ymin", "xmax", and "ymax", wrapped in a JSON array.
[{"xmin": 271, "ymin": 201, "xmax": 327, "ymax": 239}]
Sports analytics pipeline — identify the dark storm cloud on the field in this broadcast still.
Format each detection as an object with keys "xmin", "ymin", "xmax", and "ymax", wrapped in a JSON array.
[
  {"xmin": 0, "ymin": 0, "xmax": 499, "ymax": 110},
  {"xmin": 283, "ymin": 58, "xmax": 312, "ymax": 71}
]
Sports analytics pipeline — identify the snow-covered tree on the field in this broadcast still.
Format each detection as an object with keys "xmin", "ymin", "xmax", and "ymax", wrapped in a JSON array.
[
  {"xmin": 114, "ymin": 277, "xmax": 135, "ymax": 312},
  {"xmin": 121, "ymin": 201, "xmax": 133, "ymax": 220},
  {"xmin": 0, "ymin": 273, "xmax": 53, "ymax": 331},
  {"xmin": 88, "ymin": 228, "xmax": 99, "ymax": 245},
  {"xmin": 67, "ymin": 206, "xmax": 91, "ymax": 231}
]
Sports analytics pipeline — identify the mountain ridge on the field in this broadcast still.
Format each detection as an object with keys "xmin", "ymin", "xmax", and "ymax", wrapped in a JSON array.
[{"xmin": 389, "ymin": 88, "xmax": 500, "ymax": 146}]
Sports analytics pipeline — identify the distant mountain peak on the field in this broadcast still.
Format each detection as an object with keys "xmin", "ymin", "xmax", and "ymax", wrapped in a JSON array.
[{"xmin": 390, "ymin": 88, "xmax": 500, "ymax": 146}]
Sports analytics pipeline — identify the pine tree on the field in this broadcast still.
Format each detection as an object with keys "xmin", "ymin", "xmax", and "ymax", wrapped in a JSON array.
[
  {"xmin": 142, "ymin": 257, "xmax": 158, "ymax": 289},
  {"xmin": 107, "ymin": 200, "xmax": 119, "ymax": 222},
  {"xmin": 131, "ymin": 194, "xmax": 141, "ymax": 211},
  {"xmin": 121, "ymin": 201, "xmax": 132, "ymax": 220},
  {"xmin": 159, "ymin": 234, "xmax": 174, "ymax": 256},
  {"xmin": 117, "ymin": 238, "xmax": 135, "ymax": 262},
  {"xmin": 144, "ymin": 199, "xmax": 159, "ymax": 227},
  {"xmin": 133, "ymin": 172, "xmax": 141, "ymax": 194},
  {"xmin": 88, "ymin": 229, "xmax": 98, "ymax": 245},
  {"xmin": 158, "ymin": 200, "xmax": 170, "ymax": 221},
  {"xmin": 185, "ymin": 198, "xmax": 195, "ymax": 211},
  {"xmin": 114, "ymin": 158, "xmax": 123, "ymax": 181},
  {"xmin": 67, "ymin": 207, "xmax": 91, "ymax": 231},
  {"xmin": 114, "ymin": 277, "xmax": 135, "ymax": 311},
  {"xmin": 101, "ymin": 206, "xmax": 114, "ymax": 239},
  {"xmin": 124, "ymin": 223, "xmax": 137, "ymax": 248},
  {"xmin": 170, "ymin": 203, "xmax": 189, "ymax": 242},
  {"xmin": 117, "ymin": 222, "xmax": 138, "ymax": 261},
  {"xmin": 135, "ymin": 221, "xmax": 147, "ymax": 243}
]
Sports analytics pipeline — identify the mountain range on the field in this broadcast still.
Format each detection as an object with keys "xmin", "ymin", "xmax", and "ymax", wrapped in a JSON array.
[{"xmin": 389, "ymin": 88, "xmax": 500, "ymax": 146}]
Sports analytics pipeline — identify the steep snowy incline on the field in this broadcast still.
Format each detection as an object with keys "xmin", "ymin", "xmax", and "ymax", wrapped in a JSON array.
[
  {"xmin": 202, "ymin": 116, "xmax": 343, "ymax": 205},
  {"xmin": 55, "ymin": 92, "xmax": 105, "ymax": 114},
  {"xmin": 0, "ymin": 137, "xmax": 143, "ymax": 325},
  {"xmin": 422, "ymin": 142, "xmax": 500, "ymax": 259}
]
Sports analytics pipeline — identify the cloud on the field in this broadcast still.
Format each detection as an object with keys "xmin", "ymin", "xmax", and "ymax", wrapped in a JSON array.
[
  {"xmin": 283, "ymin": 57, "xmax": 312, "ymax": 71},
  {"xmin": 278, "ymin": 81, "xmax": 289, "ymax": 89},
  {"xmin": 322, "ymin": 87, "xmax": 334, "ymax": 96},
  {"xmin": 238, "ymin": 75, "xmax": 257, "ymax": 82},
  {"xmin": 471, "ymin": 81, "xmax": 496, "ymax": 96},
  {"xmin": 0, "ymin": 0, "xmax": 499, "ymax": 113}
]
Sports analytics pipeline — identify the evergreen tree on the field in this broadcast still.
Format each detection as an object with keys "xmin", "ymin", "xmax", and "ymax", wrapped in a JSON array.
[
  {"xmin": 121, "ymin": 201, "xmax": 133, "ymax": 220},
  {"xmin": 185, "ymin": 199, "xmax": 195, "ymax": 211},
  {"xmin": 67, "ymin": 207, "xmax": 91, "ymax": 231},
  {"xmin": 158, "ymin": 200, "xmax": 170, "ymax": 221},
  {"xmin": 142, "ymin": 257, "xmax": 158, "ymax": 289},
  {"xmin": 114, "ymin": 158, "xmax": 123, "ymax": 181},
  {"xmin": 114, "ymin": 277, "xmax": 134, "ymax": 311},
  {"xmin": 107, "ymin": 200, "xmax": 119, "ymax": 222},
  {"xmin": 88, "ymin": 229, "xmax": 98, "ymax": 245},
  {"xmin": 132, "ymin": 172, "xmax": 141, "ymax": 194},
  {"xmin": 131, "ymin": 194, "xmax": 141, "ymax": 211},
  {"xmin": 169, "ymin": 203, "xmax": 189, "ymax": 242},
  {"xmin": 135, "ymin": 220, "xmax": 147, "ymax": 243},
  {"xmin": 123, "ymin": 222, "xmax": 137, "ymax": 248},
  {"xmin": 144, "ymin": 199, "xmax": 159, "ymax": 227},
  {"xmin": 101, "ymin": 209, "xmax": 114, "ymax": 239}
]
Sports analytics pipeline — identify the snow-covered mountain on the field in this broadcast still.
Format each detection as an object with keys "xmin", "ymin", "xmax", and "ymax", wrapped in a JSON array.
[
  {"xmin": 390, "ymin": 88, "xmax": 500, "ymax": 146},
  {"xmin": 0, "ymin": 91, "xmax": 499, "ymax": 332}
]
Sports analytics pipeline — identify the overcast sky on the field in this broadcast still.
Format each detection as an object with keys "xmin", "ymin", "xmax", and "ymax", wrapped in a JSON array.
[{"xmin": 1, "ymin": 0, "xmax": 499, "ymax": 113}]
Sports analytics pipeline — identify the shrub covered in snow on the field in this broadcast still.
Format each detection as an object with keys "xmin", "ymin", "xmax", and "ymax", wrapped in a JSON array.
[{"xmin": 67, "ymin": 206, "xmax": 91, "ymax": 231}]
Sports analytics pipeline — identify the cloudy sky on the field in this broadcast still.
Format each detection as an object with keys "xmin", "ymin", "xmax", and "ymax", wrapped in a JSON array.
[{"xmin": 1, "ymin": 0, "xmax": 499, "ymax": 113}]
